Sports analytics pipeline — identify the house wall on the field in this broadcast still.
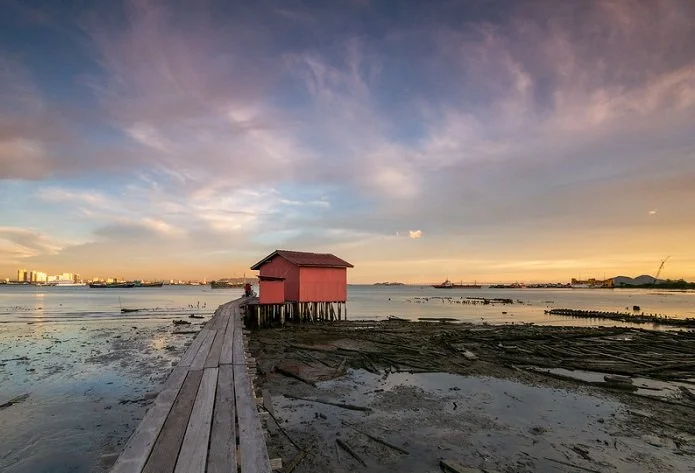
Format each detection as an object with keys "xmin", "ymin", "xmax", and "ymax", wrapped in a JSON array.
[
  {"xmin": 259, "ymin": 280, "xmax": 285, "ymax": 304},
  {"xmin": 298, "ymin": 267, "xmax": 347, "ymax": 302},
  {"xmin": 258, "ymin": 257, "xmax": 300, "ymax": 301}
]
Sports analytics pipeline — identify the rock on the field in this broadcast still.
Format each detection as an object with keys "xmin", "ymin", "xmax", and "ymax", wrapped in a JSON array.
[{"xmin": 462, "ymin": 350, "xmax": 478, "ymax": 360}]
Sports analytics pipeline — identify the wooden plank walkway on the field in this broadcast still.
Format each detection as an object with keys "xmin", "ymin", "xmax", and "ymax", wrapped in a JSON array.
[{"xmin": 111, "ymin": 298, "xmax": 271, "ymax": 473}]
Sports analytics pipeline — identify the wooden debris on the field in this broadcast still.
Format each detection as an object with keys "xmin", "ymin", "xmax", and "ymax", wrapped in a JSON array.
[
  {"xmin": 604, "ymin": 374, "xmax": 633, "ymax": 384},
  {"xmin": 0, "ymin": 393, "xmax": 29, "ymax": 410},
  {"xmin": 342, "ymin": 421, "xmax": 409, "ymax": 454},
  {"xmin": 262, "ymin": 389, "xmax": 275, "ymax": 417},
  {"xmin": 269, "ymin": 457, "xmax": 282, "ymax": 470},
  {"xmin": 284, "ymin": 394, "xmax": 372, "ymax": 412},
  {"xmin": 274, "ymin": 365, "xmax": 316, "ymax": 387},
  {"xmin": 543, "ymin": 457, "xmax": 602, "ymax": 473},
  {"xmin": 284, "ymin": 449, "xmax": 310, "ymax": 473},
  {"xmin": 679, "ymin": 386, "xmax": 695, "ymax": 402},
  {"xmin": 336, "ymin": 438, "xmax": 367, "ymax": 466},
  {"xmin": 439, "ymin": 459, "xmax": 482, "ymax": 473}
]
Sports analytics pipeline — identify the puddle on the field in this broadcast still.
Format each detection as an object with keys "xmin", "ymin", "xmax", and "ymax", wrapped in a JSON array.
[{"xmin": 527, "ymin": 367, "xmax": 695, "ymax": 399}]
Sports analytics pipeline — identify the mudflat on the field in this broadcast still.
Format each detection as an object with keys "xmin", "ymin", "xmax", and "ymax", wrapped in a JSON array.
[{"xmin": 249, "ymin": 321, "xmax": 695, "ymax": 473}]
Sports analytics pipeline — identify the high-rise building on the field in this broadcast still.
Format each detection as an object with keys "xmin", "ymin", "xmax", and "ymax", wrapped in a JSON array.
[
  {"xmin": 17, "ymin": 269, "xmax": 28, "ymax": 282},
  {"xmin": 33, "ymin": 272, "xmax": 48, "ymax": 283}
]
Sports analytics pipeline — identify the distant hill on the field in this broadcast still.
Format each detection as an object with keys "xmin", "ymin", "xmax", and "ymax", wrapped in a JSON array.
[{"xmin": 613, "ymin": 275, "xmax": 664, "ymax": 286}]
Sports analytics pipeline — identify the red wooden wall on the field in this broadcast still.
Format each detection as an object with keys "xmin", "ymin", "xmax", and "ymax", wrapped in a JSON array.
[
  {"xmin": 259, "ymin": 280, "xmax": 285, "ymax": 304},
  {"xmin": 298, "ymin": 267, "xmax": 347, "ymax": 302}
]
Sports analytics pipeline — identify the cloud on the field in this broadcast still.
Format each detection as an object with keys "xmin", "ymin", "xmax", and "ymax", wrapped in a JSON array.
[
  {"xmin": 2, "ymin": 0, "xmax": 695, "ymax": 281},
  {"xmin": 408, "ymin": 230, "xmax": 423, "ymax": 239},
  {"xmin": 0, "ymin": 227, "xmax": 63, "ymax": 263}
]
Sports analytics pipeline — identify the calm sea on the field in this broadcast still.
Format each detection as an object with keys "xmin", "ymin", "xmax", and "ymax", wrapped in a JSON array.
[
  {"xmin": 1, "ymin": 283, "xmax": 694, "ymax": 325},
  {"xmin": 0, "ymin": 284, "xmax": 694, "ymax": 472}
]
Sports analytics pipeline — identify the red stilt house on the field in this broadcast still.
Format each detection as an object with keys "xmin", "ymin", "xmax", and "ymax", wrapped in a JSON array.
[
  {"xmin": 248, "ymin": 250, "xmax": 353, "ymax": 326},
  {"xmin": 251, "ymin": 249, "xmax": 353, "ymax": 303}
]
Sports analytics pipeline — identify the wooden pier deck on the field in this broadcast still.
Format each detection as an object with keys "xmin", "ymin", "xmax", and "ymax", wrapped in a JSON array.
[{"xmin": 111, "ymin": 298, "xmax": 271, "ymax": 473}]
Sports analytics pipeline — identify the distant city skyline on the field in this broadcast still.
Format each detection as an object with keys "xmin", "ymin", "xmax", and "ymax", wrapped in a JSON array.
[{"xmin": 1, "ymin": 1, "xmax": 694, "ymax": 283}]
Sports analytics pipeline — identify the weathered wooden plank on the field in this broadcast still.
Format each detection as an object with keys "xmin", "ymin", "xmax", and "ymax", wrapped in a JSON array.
[
  {"xmin": 205, "ymin": 312, "xmax": 231, "ymax": 368},
  {"xmin": 179, "ymin": 328, "xmax": 211, "ymax": 367},
  {"xmin": 110, "ymin": 365, "xmax": 188, "ymax": 473},
  {"xmin": 207, "ymin": 364, "xmax": 237, "ymax": 473},
  {"xmin": 191, "ymin": 329, "xmax": 218, "ymax": 370},
  {"xmin": 220, "ymin": 306, "xmax": 237, "ymax": 365},
  {"xmin": 142, "ymin": 369, "xmax": 204, "ymax": 473},
  {"xmin": 207, "ymin": 309, "xmax": 223, "ymax": 331},
  {"xmin": 174, "ymin": 368, "xmax": 218, "ymax": 473},
  {"xmin": 234, "ymin": 326, "xmax": 271, "ymax": 473}
]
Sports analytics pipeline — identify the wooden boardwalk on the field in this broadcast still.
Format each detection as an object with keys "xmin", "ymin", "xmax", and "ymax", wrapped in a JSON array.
[{"xmin": 111, "ymin": 299, "xmax": 271, "ymax": 473}]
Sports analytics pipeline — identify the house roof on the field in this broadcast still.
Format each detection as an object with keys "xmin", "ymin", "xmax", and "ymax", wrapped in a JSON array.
[{"xmin": 250, "ymin": 250, "xmax": 354, "ymax": 270}]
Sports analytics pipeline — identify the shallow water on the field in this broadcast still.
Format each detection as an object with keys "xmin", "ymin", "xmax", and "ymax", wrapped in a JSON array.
[
  {"xmin": 0, "ymin": 285, "xmax": 241, "ymax": 473},
  {"xmin": 347, "ymin": 285, "xmax": 695, "ymax": 328}
]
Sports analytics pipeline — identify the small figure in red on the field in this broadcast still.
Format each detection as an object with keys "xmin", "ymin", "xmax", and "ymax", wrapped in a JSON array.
[{"xmin": 243, "ymin": 282, "xmax": 252, "ymax": 297}]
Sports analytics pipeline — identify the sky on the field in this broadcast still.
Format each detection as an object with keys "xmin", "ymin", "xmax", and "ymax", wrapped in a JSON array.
[{"xmin": 1, "ymin": 0, "xmax": 694, "ymax": 284}]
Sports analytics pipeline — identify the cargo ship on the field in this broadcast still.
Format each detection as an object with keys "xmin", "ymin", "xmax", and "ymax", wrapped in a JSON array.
[
  {"xmin": 89, "ymin": 282, "xmax": 136, "ymax": 288},
  {"xmin": 432, "ymin": 279, "xmax": 482, "ymax": 289},
  {"xmin": 210, "ymin": 280, "xmax": 244, "ymax": 289}
]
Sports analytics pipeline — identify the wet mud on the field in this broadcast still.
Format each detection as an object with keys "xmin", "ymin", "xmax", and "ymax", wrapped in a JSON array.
[{"xmin": 250, "ymin": 321, "xmax": 695, "ymax": 472}]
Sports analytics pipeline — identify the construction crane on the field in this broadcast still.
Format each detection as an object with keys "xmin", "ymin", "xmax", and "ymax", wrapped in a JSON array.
[{"xmin": 654, "ymin": 256, "xmax": 670, "ymax": 284}]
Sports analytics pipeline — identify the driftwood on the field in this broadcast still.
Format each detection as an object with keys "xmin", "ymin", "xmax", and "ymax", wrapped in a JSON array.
[
  {"xmin": 335, "ymin": 439, "xmax": 366, "ymax": 466},
  {"xmin": 679, "ymin": 386, "xmax": 695, "ymax": 402},
  {"xmin": 275, "ymin": 366, "xmax": 316, "ymax": 387},
  {"xmin": 342, "ymin": 421, "xmax": 409, "ymax": 454},
  {"xmin": 262, "ymin": 405, "xmax": 302, "ymax": 451},
  {"xmin": 283, "ymin": 394, "xmax": 372, "ymax": 412},
  {"xmin": 0, "ymin": 393, "xmax": 29, "ymax": 410},
  {"xmin": 284, "ymin": 448, "xmax": 310, "ymax": 473},
  {"xmin": 543, "ymin": 457, "xmax": 602, "ymax": 473}
]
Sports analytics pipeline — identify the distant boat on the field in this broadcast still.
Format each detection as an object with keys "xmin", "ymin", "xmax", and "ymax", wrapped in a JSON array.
[
  {"xmin": 210, "ymin": 280, "xmax": 244, "ymax": 289},
  {"xmin": 89, "ymin": 282, "xmax": 136, "ymax": 288},
  {"xmin": 432, "ymin": 279, "xmax": 481, "ymax": 289},
  {"xmin": 52, "ymin": 282, "xmax": 87, "ymax": 287},
  {"xmin": 134, "ymin": 281, "xmax": 164, "ymax": 287}
]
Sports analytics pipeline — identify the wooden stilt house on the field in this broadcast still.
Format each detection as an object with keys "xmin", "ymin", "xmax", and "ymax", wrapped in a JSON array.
[{"xmin": 247, "ymin": 250, "xmax": 353, "ymax": 327}]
